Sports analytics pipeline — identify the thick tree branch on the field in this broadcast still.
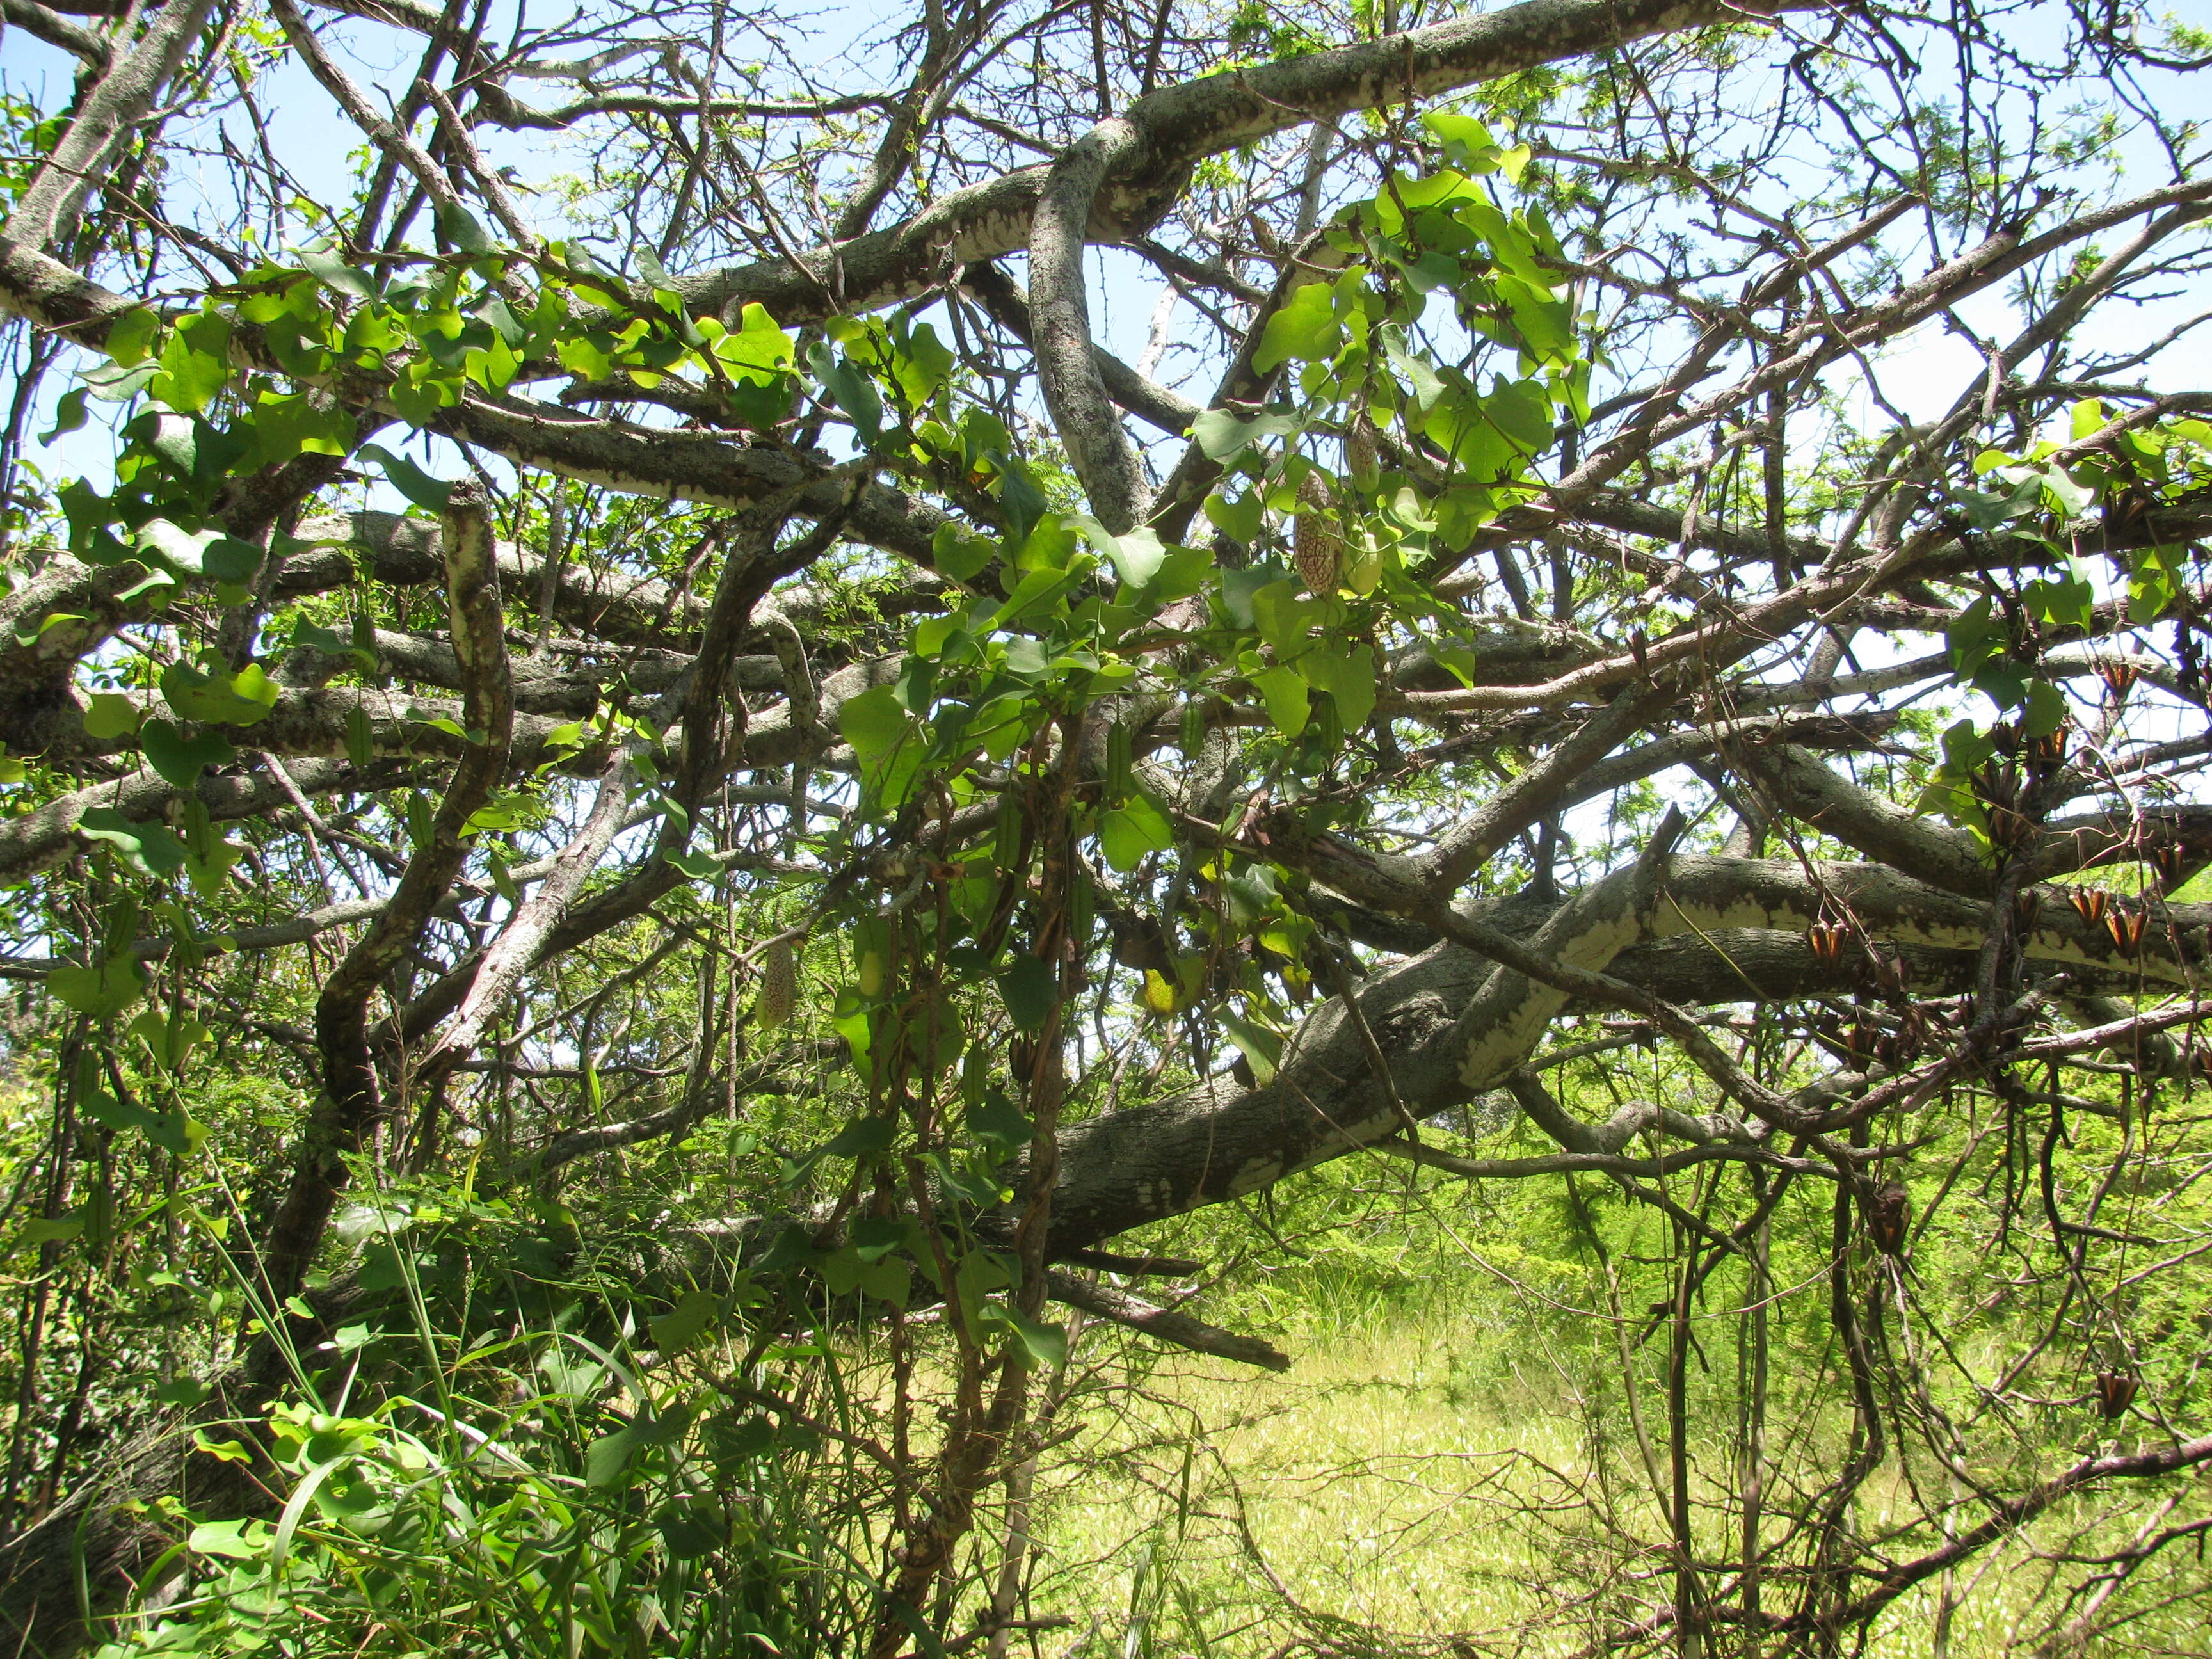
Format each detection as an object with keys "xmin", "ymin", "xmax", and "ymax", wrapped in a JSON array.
[
  {"xmin": 1030, "ymin": 118, "xmax": 1153, "ymax": 533},
  {"xmin": 260, "ymin": 481, "xmax": 515, "ymax": 1303}
]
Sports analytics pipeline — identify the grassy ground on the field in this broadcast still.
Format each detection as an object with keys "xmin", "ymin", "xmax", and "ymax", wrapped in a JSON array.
[{"xmin": 1018, "ymin": 1300, "xmax": 2097, "ymax": 1659}]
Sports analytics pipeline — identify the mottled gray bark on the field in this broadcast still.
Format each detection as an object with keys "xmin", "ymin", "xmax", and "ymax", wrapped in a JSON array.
[
  {"xmin": 9, "ymin": 0, "xmax": 216, "ymax": 248},
  {"xmin": 1031, "ymin": 851, "xmax": 2211, "ymax": 1256},
  {"xmin": 262, "ymin": 483, "xmax": 515, "ymax": 1305},
  {"xmin": 1029, "ymin": 118, "xmax": 1153, "ymax": 534},
  {"xmin": 669, "ymin": 0, "xmax": 1825, "ymax": 328}
]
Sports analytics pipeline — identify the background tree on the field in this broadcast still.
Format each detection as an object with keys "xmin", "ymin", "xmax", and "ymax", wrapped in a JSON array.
[{"xmin": 1, "ymin": 0, "xmax": 2211, "ymax": 1654}]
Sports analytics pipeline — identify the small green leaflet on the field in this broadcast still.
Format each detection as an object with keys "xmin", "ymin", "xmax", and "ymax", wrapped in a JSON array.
[
  {"xmin": 838, "ymin": 684, "xmax": 910, "ymax": 762},
  {"xmin": 931, "ymin": 523, "xmax": 997, "ymax": 581},
  {"xmin": 648, "ymin": 1289, "xmax": 723, "ymax": 1354},
  {"xmin": 1204, "ymin": 491, "xmax": 1264, "ymax": 543},
  {"xmin": 966, "ymin": 1088, "xmax": 1033, "ymax": 1147},
  {"xmin": 997, "ymin": 953, "xmax": 1056, "ymax": 1033},
  {"xmin": 189, "ymin": 1519, "xmax": 269, "ymax": 1560},
  {"xmin": 1220, "ymin": 1010, "xmax": 1283, "ymax": 1086},
  {"xmin": 713, "ymin": 303, "xmax": 797, "ymax": 375},
  {"xmin": 1099, "ymin": 794, "xmax": 1173, "ymax": 873},
  {"xmin": 657, "ymin": 1501, "xmax": 724, "ymax": 1560},
  {"xmin": 17, "ymin": 1214, "xmax": 84, "ymax": 1250},
  {"xmin": 82, "ymin": 693, "xmax": 142, "ymax": 741},
  {"xmin": 1252, "ymin": 665, "xmax": 1310, "ymax": 735},
  {"xmin": 1070, "ymin": 515, "xmax": 1171, "ymax": 590},
  {"xmin": 104, "ymin": 307, "xmax": 160, "ymax": 367},
  {"xmin": 1189, "ymin": 406, "xmax": 1297, "ymax": 461},
  {"xmin": 808, "ymin": 343, "xmax": 883, "ymax": 446},
  {"xmin": 148, "ymin": 311, "xmax": 232, "ymax": 414},
  {"xmin": 1254, "ymin": 281, "xmax": 1341, "ymax": 371},
  {"xmin": 40, "ymin": 387, "xmax": 88, "ymax": 444},
  {"xmin": 998, "ymin": 1303, "xmax": 1068, "ymax": 1370},
  {"xmin": 77, "ymin": 808, "xmax": 188, "ymax": 876},
  {"xmin": 159, "ymin": 660, "xmax": 278, "ymax": 727},
  {"xmin": 82, "ymin": 1087, "xmax": 198, "ymax": 1154},
  {"xmin": 584, "ymin": 1402, "xmax": 689, "ymax": 1489},
  {"xmin": 435, "ymin": 202, "xmax": 494, "ymax": 256},
  {"xmin": 134, "ymin": 520, "xmax": 259, "ymax": 582},
  {"xmin": 1300, "ymin": 643, "xmax": 1377, "ymax": 731},
  {"xmin": 358, "ymin": 444, "xmax": 454, "ymax": 509},
  {"xmin": 141, "ymin": 719, "xmax": 237, "ymax": 788},
  {"xmin": 823, "ymin": 1115, "xmax": 896, "ymax": 1158},
  {"xmin": 296, "ymin": 241, "xmax": 376, "ymax": 301},
  {"xmin": 49, "ymin": 958, "xmax": 146, "ymax": 1020}
]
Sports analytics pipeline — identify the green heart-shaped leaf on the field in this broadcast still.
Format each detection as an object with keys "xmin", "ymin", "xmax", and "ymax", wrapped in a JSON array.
[{"xmin": 141, "ymin": 719, "xmax": 236, "ymax": 788}]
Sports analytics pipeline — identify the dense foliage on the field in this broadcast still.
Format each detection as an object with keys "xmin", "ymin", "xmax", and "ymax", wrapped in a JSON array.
[{"xmin": 3, "ymin": 0, "xmax": 2211, "ymax": 1653}]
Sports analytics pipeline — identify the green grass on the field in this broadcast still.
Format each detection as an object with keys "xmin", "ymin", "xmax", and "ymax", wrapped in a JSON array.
[{"xmin": 1017, "ymin": 1298, "xmax": 2190, "ymax": 1659}]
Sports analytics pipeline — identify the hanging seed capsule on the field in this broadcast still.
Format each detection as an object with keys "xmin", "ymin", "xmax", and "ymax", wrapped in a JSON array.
[
  {"xmin": 1345, "ymin": 415, "xmax": 1381, "ymax": 490},
  {"xmin": 2099, "ymin": 659, "xmax": 2140, "ymax": 700},
  {"xmin": 1867, "ymin": 1180, "xmax": 1911, "ymax": 1255},
  {"xmin": 758, "ymin": 937, "xmax": 797, "ymax": 1030},
  {"xmin": 2106, "ymin": 903, "xmax": 2149, "ymax": 958},
  {"xmin": 2095, "ymin": 1372, "xmax": 2140, "ymax": 1420},
  {"xmin": 1068, "ymin": 867, "xmax": 1094, "ymax": 952},
  {"xmin": 2069, "ymin": 886, "xmax": 2110, "ymax": 927},
  {"xmin": 1805, "ymin": 920, "xmax": 1847, "ymax": 967},
  {"xmin": 1294, "ymin": 472, "xmax": 1342, "ymax": 595},
  {"xmin": 1105, "ymin": 720, "xmax": 1132, "ymax": 804},
  {"xmin": 2149, "ymin": 840, "xmax": 2188, "ymax": 892},
  {"xmin": 2026, "ymin": 725, "xmax": 2069, "ymax": 778},
  {"xmin": 1179, "ymin": 696, "xmax": 1206, "ymax": 760},
  {"xmin": 1987, "ymin": 803, "xmax": 2034, "ymax": 853},
  {"xmin": 994, "ymin": 794, "xmax": 1025, "ymax": 870},
  {"xmin": 856, "ymin": 947, "xmax": 887, "ymax": 998},
  {"xmin": 346, "ymin": 702, "xmax": 374, "ymax": 769}
]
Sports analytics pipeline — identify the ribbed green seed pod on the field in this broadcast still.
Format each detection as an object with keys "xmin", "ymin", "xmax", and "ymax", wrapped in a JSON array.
[
  {"xmin": 1179, "ymin": 696, "xmax": 1206, "ymax": 760},
  {"xmin": 346, "ymin": 703, "xmax": 374, "ymax": 769},
  {"xmin": 994, "ymin": 794, "xmax": 1025, "ymax": 870},
  {"xmin": 1105, "ymin": 720, "xmax": 1132, "ymax": 803}
]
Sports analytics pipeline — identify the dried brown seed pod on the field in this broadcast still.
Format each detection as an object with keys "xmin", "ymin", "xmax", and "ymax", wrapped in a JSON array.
[
  {"xmin": 2106, "ymin": 903, "xmax": 2149, "ymax": 958},
  {"xmin": 2026, "ymin": 725, "xmax": 2069, "ymax": 778},
  {"xmin": 1870, "ymin": 950, "xmax": 1909, "ymax": 997},
  {"xmin": 2099, "ymin": 659, "xmax": 2140, "ymax": 700},
  {"xmin": 2068, "ymin": 886, "xmax": 2111, "ymax": 927},
  {"xmin": 1987, "ymin": 803, "xmax": 2035, "ymax": 853},
  {"xmin": 2094, "ymin": 1372, "xmax": 2140, "ymax": 1420},
  {"xmin": 2149, "ymin": 840, "xmax": 2189, "ymax": 893},
  {"xmin": 1868, "ymin": 1180, "xmax": 1911, "ymax": 1255},
  {"xmin": 1972, "ymin": 761, "xmax": 2021, "ymax": 810},
  {"xmin": 2014, "ymin": 888, "xmax": 2044, "ymax": 930},
  {"xmin": 757, "ymin": 937, "xmax": 797, "ymax": 1029},
  {"xmin": 1294, "ymin": 472, "xmax": 1342, "ymax": 594},
  {"xmin": 1806, "ymin": 920, "xmax": 1848, "ymax": 968}
]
